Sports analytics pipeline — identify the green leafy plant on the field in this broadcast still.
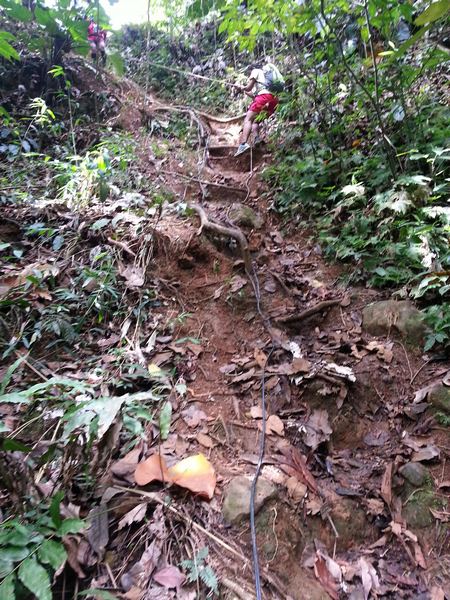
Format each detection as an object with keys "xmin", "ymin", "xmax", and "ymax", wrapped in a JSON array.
[
  {"xmin": 0, "ymin": 496, "xmax": 84, "ymax": 600},
  {"xmin": 180, "ymin": 547, "xmax": 218, "ymax": 596}
]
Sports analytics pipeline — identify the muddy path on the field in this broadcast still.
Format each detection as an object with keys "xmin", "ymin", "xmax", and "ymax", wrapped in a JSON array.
[
  {"xmin": 144, "ymin": 105, "xmax": 450, "ymax": 599},
  {"xmin": 1, "ymin": 66, "xmax": 449, "ymax": 599}
]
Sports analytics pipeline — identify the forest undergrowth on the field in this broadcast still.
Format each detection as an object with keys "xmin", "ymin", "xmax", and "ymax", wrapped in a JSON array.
[{"xmin": 1, "ymin": 1, "xmax": 450, "ymax": 599}]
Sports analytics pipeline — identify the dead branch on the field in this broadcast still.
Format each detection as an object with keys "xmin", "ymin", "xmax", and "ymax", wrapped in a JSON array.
[
  {"xmin": 189, "ymin": 203, "xmax": 252, "ymax": 273},
  {"xmin": 278, "ymin": 299, "xmax": 342, "ymax": 325},
  {"xmin": 106, "ymin": 237, "xmax": 136, "ymax": 258}
]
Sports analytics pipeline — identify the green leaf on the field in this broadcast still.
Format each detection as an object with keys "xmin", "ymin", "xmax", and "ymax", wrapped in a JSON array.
[
  {"xmin": 2, "ymin": 439, "xmax": 33, "ymax": 452},
  {"xmin": 38, "ymin": 540, "xmax": 67, "ymax": 571},
  {"xmin": 415, "ymin": 0, "xmax": 450, "ymax": 25},
  {"xmin": 159, "ymin": 401, "xmax": 172, "ymax": 441},
  {"xmin": 0, "ymin": 31, "xmax": 19, "ymax": 61},
  {"xmin": 57, "ymin": 518, "xmax": 85, "ymax": 535},
  {"xmin": 50, "ymin": 491, "xmax": 64, "ymax": 528},
  {"xmin": 0, "ymin": 556, "xmax": 14, "ymax": 580},
  {"xmin": 18, "ymin": 557, "xmax": 51, "ymax": 600},
  {"xmin": 0, "ymin": 377, "xmax": 88, "ymax": 404},
  {"xmin": 0, "ymin": 574, "xmax": 16, "ymax": 600},
  {"xmin": 2, "ymin": 545, "xmax": 31, "ymax": 562},
  {"xmin": 0, "ymin": 355, "xmax": 25, "ymax": 394},
  {"xmin": 78, "ymin": 589, "xmax": 119, "ymax": 600}
]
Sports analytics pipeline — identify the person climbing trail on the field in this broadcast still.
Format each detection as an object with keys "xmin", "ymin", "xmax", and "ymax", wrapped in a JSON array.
[
  {"xmin": 234, "ymin": 61, "xmax": 284, "ymax": 157},
  {"xmin": 87, "ymin": 16, "xmax": 107, "ymax": 66}
]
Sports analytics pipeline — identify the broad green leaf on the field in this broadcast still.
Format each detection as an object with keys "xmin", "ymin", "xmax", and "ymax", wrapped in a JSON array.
[
  {"xmin": 18, "ymin": 557, "xmax": 51, "ymax": 600},
  {"xmin": 415, "ymin": 0, "xmax": 450, "ymax": 25},
  {"xmin": 2, "ymin": 545, "xmax": 30, "ymax": 562},
  {"xmin": 38, "ymin": 540, "xmax": 67, "ymax": 571},
  {"xmin": 2, "ymin": 439, "xmax": 33, "ymax": 452},
  {"xmin": 0, "ymin": 31, "xmax": 19, "ymax": 61},
  {"xmin": 57, "ymin": 518, "xmax": 85, "ymax": 536},
  {"xmin": 0, "ymin": 377, "xmax": 88, "ymax": 404},
  {"xmin": 0, "ymin": 556, "xmax": 14, "ymax": 580},
  {"xmin": 159, "ymin": 401, "xmax": 172, "ymax": 441},
  {"xmin": 0, "ymin": 574, "xmax": 15, "ymax": 600}
]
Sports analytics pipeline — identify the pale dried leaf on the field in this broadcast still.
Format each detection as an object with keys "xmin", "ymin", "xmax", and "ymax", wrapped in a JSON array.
[
  {"xmin": 313, "ymin": 552, "xmax": 339, "ymax": 600},
  {"xmin": 259, "ymin": 414, "xmax": 284, "ymax": 436},
  {"xmin": 196, "ymin": 432, "xmax": 215, "ymax": 449},
  {"xmin": 118, "ymin": 504, "xmax": 147, "ymax": 531},
  {"xmin": 120, "ymin": 265, "xmax": 145, "ymax": 288},
  {"xmin": 153, "ymin": 566, "xmax": 185, "ymax": 589},
  {"xmin": 304, "ymin": 409, "xmax": 332, "ymax": 450},
  {"xmin": 181, "ymin": 405, "xmax": 207, "ymax": 428},
  {"xmin": 411, "ymin": 444, "xmax": 440, "ymax": 462},
  {"xmin": 250, "ymin": 405, "xmax": 263, "ymax": 419},
  {"xmin": 254, "ymin": 347, "xmax": 267, "ymax": 368}
]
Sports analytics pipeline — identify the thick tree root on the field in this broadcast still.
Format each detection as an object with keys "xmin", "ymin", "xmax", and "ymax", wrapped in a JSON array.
[{"xmin": 189, "ymin": 203, "xmax": 252, "ymax": 274}]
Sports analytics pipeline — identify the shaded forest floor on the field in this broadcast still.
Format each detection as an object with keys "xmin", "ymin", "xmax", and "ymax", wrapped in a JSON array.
[{"xmin": 1, "ymin": 58, "xmax": 450, "ymax": 599}]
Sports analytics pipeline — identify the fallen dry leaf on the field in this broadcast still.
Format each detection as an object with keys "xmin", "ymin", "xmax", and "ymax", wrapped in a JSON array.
[
  {"xmin": 168, "ymin": 454, "xmax": 216, "ymax": 500},
  {"xmin": 153, "ymin": 566, "xmax": 185, "ymax": 589},
  {"xmin": 111, "ymin": 446, "xmax": 142, "ymax": 479},
  {"xmin": 430, "ymin": 586, "xmax": 445, "ymax": 600},
  {"xmin": 259, "ymin": 414, "xmax": 284, "ymax": 436},
  {"xmin": 359, "ymin": 557, "xmax": 380, "ymax": 600},
  {"xmin": 411, "ymin": 444, "xmax": 440, "ymax": 462},
  {"xmin": 254, "ymin": 347, "xmax": 268, "ymax": 368},
  {"xmin": 230, "ymin": 367, "xmax": 256, "ymax": 383},
  {"xmin": 286, "ymin": 476, "xmax": 307, "ymax": 503},
  {"xmin": 120, "ymin": 265, "xmax": 145, "ymax": 288},
  {"xmin": 135, "ymin": 454, "xmax": 171, "ymax": 486},
  {"xmin": 250, "ymin": 405, "xmax": 263, "ymax": 419},
  {"xmin": 181, "ymin": 405, "xmax": 207, "ymax": 428},
  {"xmin": 314, "ymin": 552, "xmax": 339, "ymax": 600},
  {"xmin": 196, "ymin": 432, "xmax": 215, "ymax": 449},
  {"xmin": 278, "ymin": 445, "xmax": 319, "ymax": 495},
  {"xmin": 304, "ymin": 409, "xmax": 332, "ymax": 450},
  {"xmin": 381, "ymin": 462, "xmax": 393, "ymax": 508},
  {"xmin": 118, "ymin": 503, "xmax": 147, "ymax": 530},
  {"xmin": 135, "ymin": 453, "xmax": 216, "ymax": 499}
]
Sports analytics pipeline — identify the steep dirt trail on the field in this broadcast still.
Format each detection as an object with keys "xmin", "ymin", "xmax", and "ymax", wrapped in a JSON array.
[{"xmin": 143, "ymin": 106, "xmax": 450, "ymax": 599}]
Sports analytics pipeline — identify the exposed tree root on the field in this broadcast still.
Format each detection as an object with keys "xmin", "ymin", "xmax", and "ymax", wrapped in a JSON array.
[
  {"xmin": 189, "ymin": 203, "xmax": 252, "ymax": 274},
  {"xmin": 278, "ymin": 299, "xmax": 342, "ymax": 325}
]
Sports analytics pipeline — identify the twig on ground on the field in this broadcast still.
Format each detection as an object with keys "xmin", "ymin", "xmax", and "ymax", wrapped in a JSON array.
[
  {"xmin": 221, "ymin": 577, "xmax": 256, "ymax": 600},
  {"xmin": 106, "ymin": 237, "xmax": 136, "ymax": 258}
]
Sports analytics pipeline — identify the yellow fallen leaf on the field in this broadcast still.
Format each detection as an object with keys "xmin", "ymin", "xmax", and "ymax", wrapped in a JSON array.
[
  {"xmin": 148, "ymin": 363, "xmax": 163, "ymax": 376},
  {"xmin": 168, "ymin": 454, "xmax": 216, "ymax": 500}
]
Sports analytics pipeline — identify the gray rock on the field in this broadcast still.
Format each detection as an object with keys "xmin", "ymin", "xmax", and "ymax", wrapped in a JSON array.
[
  {"xmin": 362, "ymin": 300, "xmax": 427, "ymax": 346},
  {"xmin": 229, "ymin": 203, "xmax": 264, "ymax": 230},
  {"xmin": 399, "ymin": 462, "xmax": 429, "ymax": 487},
  {"xmin": 403, "ymin": 489, "xmax": 436, "ymax": 529},
  {"xmin": 428, "ymin": 384, "xmax": 450, "ymax": 414},
  {"xmin": 222, "ymin": 476, "xmax": 277, "ymax": 525}
]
